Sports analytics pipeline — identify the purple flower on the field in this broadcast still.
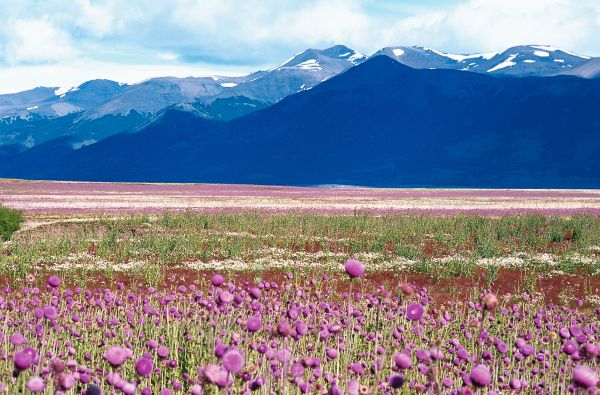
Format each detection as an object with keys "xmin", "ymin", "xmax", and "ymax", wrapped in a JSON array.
[
  {"xmin": 246, "ymin": 316, "xmax": 262, "ymax": 332},
  {"xmin": 135, "ymin": 357, "xmax": 153, "ymax": 378},
  {"xmin": 104, "ymin": 346, "xmax": 128, "ymax": 367},
  {"xmin": 218, "ymin": 291, "xmax": 233, "ymax": 304},
  {"xmin": 203, "ymin": 364, "xmax": 229, "ymax": 388},
  {"xmin": 388, "ymin": 374, "xmax": 404, "ymax": 389},
  {"xmin": 509, "ymin": 378, "xmax": 522, "ymax": 390},
  {"xmin": 47, "ymin": 276, "xmax": 61, "ymax": 288},
  {"xmin": 9, "ymin": 332, "xmax": 27, "ymax": 346},
  {"xmin": 394, "ymin": 352, "xmax": 412, "ymax": 369},
  {"xmin": 470, "ymin": 365, "xmax": 492, "ymax": 387},
  {"xmin": 248, "ymin": 287, "xmax": 261, "ymax": 299},
  {"xmin": 14, "ymin": 347, "xmax": 36, "ymax": 371},
  {"xmin": 344, "ymin": 259, "xmax": 365, "ymax": 278},
  {"xmin": 563, "ymin": 340, "xmax": 578, "ymax": 355},
  {"xmin": 222, "ymin": 349, "xmax": 244, "ymax": 373},
  {"xmin": 58, "ymin": 373, "xmax": 75, "ymax": 390},
  {"xmin": 122, "ymin": 383, "xmax": 137, "ymax": 395},
  {"xmin": 157, "ymin": 346, "xmax": 169, "ymax": 359},
  {"xmin": 583, "ymin": 343, "xmax": 599, "ymax": 358},
  {"xmin": 26, "ymin": 377, "xmax": 44, "ymax": 393},
  {"xmin": 44, "ymin": 306, "xmax": 58, "ymax": 320},
  {"xmin": 325, "ymin": 348, "xmax": 339, "ymax": 359},
  {"xmin": 572, "ymin": 365, "xmax": 598, "ymax": 389},
  {"xmin": 85, "ymin": 385, "xmax": 103, "ymax": 395},
  {"xmin": 349, "ymin": 362, "xmax": 364, "ymax": 375},
  {"xmin": 290, "ymin": 362, "xmax": 305, "ymax": 377},
  {"xmin": 211, "ymin": 274, "xmax": 225, "ymax": 286},
  {"xmin": 406, "ymin": 302, "xmax": 424, "ymax": 321}
]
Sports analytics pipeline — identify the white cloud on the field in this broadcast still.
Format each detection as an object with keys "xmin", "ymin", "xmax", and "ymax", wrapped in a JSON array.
[
  {"xmin": 1, "ymin": 0, "xmax": 600, "ymax": 93},
  {"xmin": 156, "ymin": 52, "xmax": 179, "ymax": 61},
  {"xmin": 0, "ymin": 59, "xmax": 254, "ymax": 94},
  {"xmin": 72, "ymin": 0, "xmax": 121, "ymax": 38},
  {"xmin": 381, "ymin": 0, "xmax": 600, "ymax": 55},
  {"xmin": 2, "ymin": 18, "xmax": 77, "ymax": 65}
]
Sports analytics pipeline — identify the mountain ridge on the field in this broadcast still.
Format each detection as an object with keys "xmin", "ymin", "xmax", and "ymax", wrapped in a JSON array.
[{"xmin": 2, "ymin": 56, "xmax": 599, "ymax": 188}]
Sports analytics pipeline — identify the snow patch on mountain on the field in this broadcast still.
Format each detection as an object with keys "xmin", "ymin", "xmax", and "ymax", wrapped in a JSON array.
[
  {"xmin": 531, "ymin": 45, "xmax": 591, "ymax": 59},
  {"xmin": 220, "ymin": 82, "xmax": 238, "ymax": 88},
  {"xmin": 487, "ymin": 54, "xmax": 518, "ymax": 72},
  {"xmin": 392, "ymin": 48, "xmax": 405, "ymax": 57},
  {"xmin": 296, "ymin": 59, "xmax": 322, "ymax": 70}
]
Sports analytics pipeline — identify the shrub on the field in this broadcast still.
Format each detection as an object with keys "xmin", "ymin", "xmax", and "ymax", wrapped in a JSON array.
[{"xmin": 0, "ymin": 203, "xmax": 23, "ymax": 240}]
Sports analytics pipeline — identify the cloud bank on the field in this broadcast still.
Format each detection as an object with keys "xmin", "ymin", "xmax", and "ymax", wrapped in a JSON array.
[{"xmin": 0, "ymin": 0, "xmax": 599, "ymax": 92}]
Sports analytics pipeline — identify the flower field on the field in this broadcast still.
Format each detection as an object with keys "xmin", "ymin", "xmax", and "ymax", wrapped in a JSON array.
[
  {"xmin": 1, "ymin": 268, "xmax": 599, "ymax": 394},
  {"xmin": 1, "ymin": 180, "xmax": 600, "ymax": 393},
  {"xmin": 2, "ymin": 179, "xmax": 600, "ymax": 216}
]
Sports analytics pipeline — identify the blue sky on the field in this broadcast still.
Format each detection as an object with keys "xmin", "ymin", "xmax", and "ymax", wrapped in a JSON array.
[{"xmin": 1, "ymin": 0, "xmax": 599, "ymax": 93}]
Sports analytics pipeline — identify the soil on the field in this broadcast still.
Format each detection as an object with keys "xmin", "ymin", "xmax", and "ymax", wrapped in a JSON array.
[{"xmin": 3, "ymin": 268, "xmax": 598, "ymax": 308}]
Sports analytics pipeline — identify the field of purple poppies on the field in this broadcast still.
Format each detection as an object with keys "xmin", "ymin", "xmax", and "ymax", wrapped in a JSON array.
[{"xmin": 1, "ymin": 260, "xmax": 599, "ymax": 394}]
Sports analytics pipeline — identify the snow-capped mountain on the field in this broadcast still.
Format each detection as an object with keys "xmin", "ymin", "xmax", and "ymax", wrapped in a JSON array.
[
  {"xmin": 374, "ymin": 45, "xmax": 592, "ymax": 77},
  {"xmin": 213, "ymin": 45, "xmax": 366, "ymax": 103},
  {"xmin": 0, "ymin": 45, "xmax": 364, "ymax": 151},
  {"xmin": 5, "ymin": 56, "xmax": 600, "ymax": 187},
  {"xmin": 1, "ymin": 43, "xmax": 598, "ymax": 157},
  {"xmin": 0, "ymin": 80, "xmax": 129, "ymax": 119},
  {"xmin": 85, "ymin": 76, "xmax": 248, "ymax": 119}
]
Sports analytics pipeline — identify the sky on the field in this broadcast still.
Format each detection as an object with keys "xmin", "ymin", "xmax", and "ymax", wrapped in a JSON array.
[{"xmin": 1, "ymin": 0, "xmax": 600, "ymax": 93}]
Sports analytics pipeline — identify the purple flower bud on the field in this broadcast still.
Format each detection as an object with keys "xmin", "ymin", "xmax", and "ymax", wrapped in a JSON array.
[
  {"xmin": 103, "ymin": 346, "xmax": 128, "ymax": 367},
  {"xmin": 211, "ymin": 274, "xmax": 225, "ymax": 287},
  {"xmin": 325, "ymin": 348, "xmax": 339, "ymax": 359},
  {"xmin": 47, "ymin": 276, "xmax": 61, "ymax": 288},
  {"xmin": 246, "ymin": 316, "xmax": 262, "ymax": 332},
  {"xmin": 222, "ymin": 349, "xmax": 244, "ymax": 373},
  {"xmin": 563, "ymin": 341, "xmax": 578, "ymax": 355},
  {"xmin": 388, "ymin": 374, "xmax": 404, "ymax": 389},
  {"xmin": 406, "ymin": 303, "xmax": 424, "ymax": 321},
  {"xmin": 572, "ymin": 365, "xmax": 598, "ymax": 389},
  {"xmin": 290, "ymin": 362, "xmax": 305, "ymax": 377},
  {"xmin": 394, "ymin": 352, "xmax": 412, "ymax": 369},
  {"xmin": 157, "ymin": 346, "xmax": 170, "ymax": 359},
  {"xmin": 344, "ymin": 259, "xmax": 365, "ymax": 278},
  {"xmin": 44, "ymin": 306, "xmax": 58, "ymax": 320},
  {"xmin": 470, "ymin": 365, "xmax": 492, "ymax": 387},
  {"xmin": 26, "ymin": 377, "xmax": 44, "ymax": 393},
  {"xmin": 135, "ymin": 357, "xmax": 153, "ymax": 378},
  {"xmin": 58, "ymin": 373, "xmax": 75, "ymax": 390},
  {"xmin": 203, "ymin": 364, "xmax": 229, "ymax": 388},
  {"xmin": 9, "ymin": 333, "xmax": 27, "ymax": 346},
  {"xmin": 14, "ymin": 347, "xmax": 36, "ymax": 371},
  {"xmin": 85, "ymin": 385, "xmax": 102, "ymax": 395}
]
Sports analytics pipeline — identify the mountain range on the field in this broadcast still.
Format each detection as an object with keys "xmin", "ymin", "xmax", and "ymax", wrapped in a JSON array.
[{"xmin": 1, "ymin": 44, "xmax": 599, "ymax": 187}]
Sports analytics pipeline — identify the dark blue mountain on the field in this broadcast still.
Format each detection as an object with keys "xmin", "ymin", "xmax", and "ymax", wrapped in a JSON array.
[{"xmin": 2, "ymin": 56, "xmax": 600, "ymax": 188}]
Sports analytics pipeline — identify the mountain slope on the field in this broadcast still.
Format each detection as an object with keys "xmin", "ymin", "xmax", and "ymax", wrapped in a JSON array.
[
  {"xmin": 374, "ymin": 45, "xmax": 592, "ymax": 77},
  {"xmin": 3, "ymin": 56, "xmax": 600, "ymax": 188},
  {"xmin": 215, "ymin": 45, "xmax": 365, "ymax": 103},
  {"xmin": 0, "ymin": 45, "xmax": 365, "ymax": 151},
  {"xmin": 566, "ymin": 58, "xmax": 600, "ymax": 78}
]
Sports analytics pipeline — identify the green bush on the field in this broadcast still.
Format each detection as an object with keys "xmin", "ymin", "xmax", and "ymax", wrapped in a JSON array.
[{"xmin": 0, "ymin": 204, "xmax": 23, "ymax": 240}]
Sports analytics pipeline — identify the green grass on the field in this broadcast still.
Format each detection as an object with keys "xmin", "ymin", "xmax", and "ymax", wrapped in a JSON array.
[
  {"xmin": 0, "ymin": 203, "xmax": 23, "ymax": 240},
  {"xmin": 2, "ymin": 211, "xmax": 600, "ymax": 277}
]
